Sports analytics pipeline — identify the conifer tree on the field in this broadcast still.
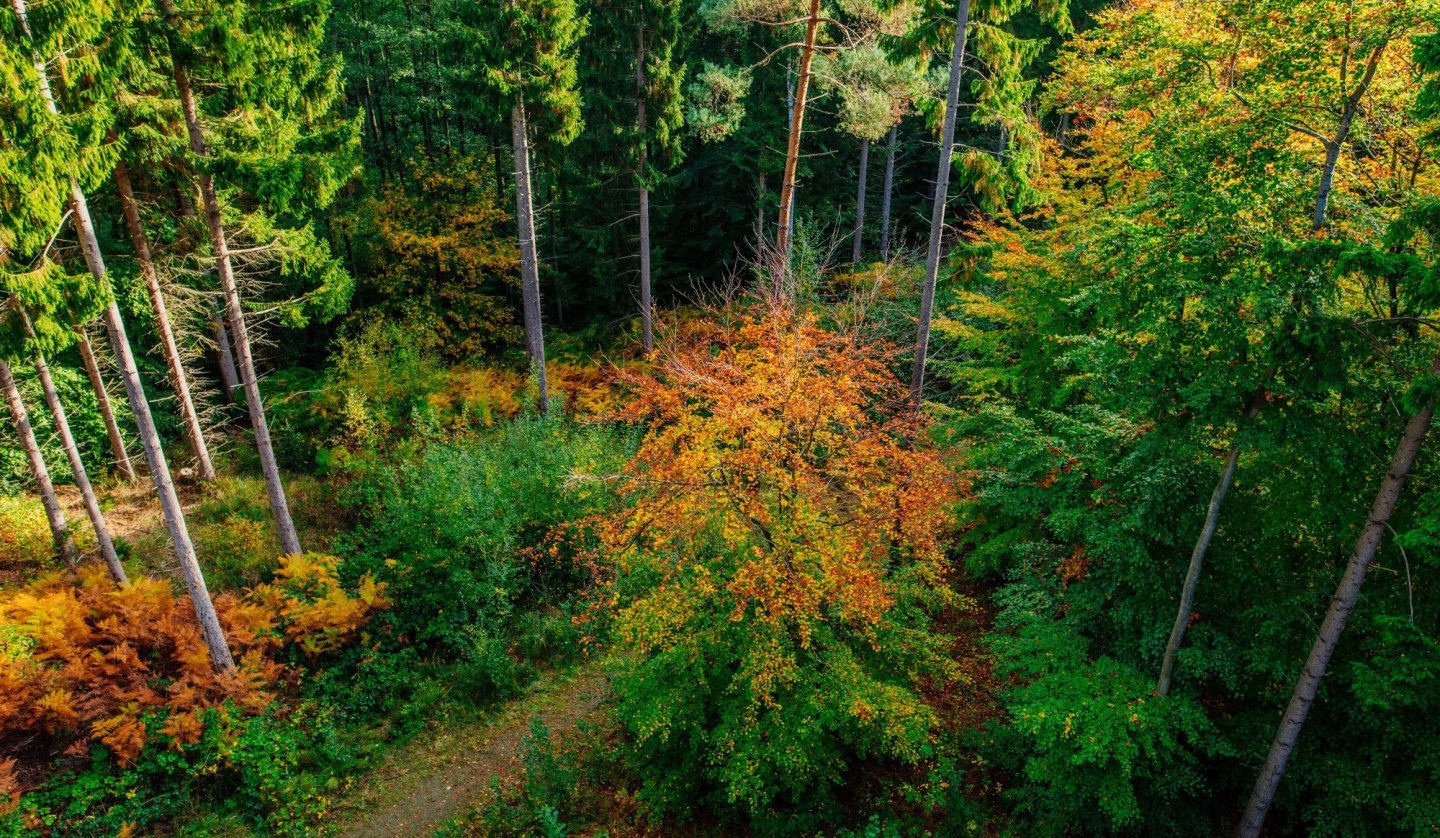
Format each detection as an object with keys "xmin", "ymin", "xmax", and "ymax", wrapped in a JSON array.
[
  {"xmin": 7, "ymin": 0, "xmax": 235, "ymax": 668},
  {"xmin": 149, "ymin": 0, "xmax": 357, "ymax": 550},
  {"xmin": 0, "ymin": 357, "xmax": 78, "ymax": 566},
  {"xmin": 582, "ymin": 0, "xmax": 685, "ymax": 353},
  {"xmin": 907, "ymin": 0, "xmax": 1070, "ymax": 405},
  {"xmin": 455, "ymin": 0, "xmax": 586, "ymax": 413},
  {"xmin": 73, "ymin": 326, "xmax": 136, "ymax": 481}
]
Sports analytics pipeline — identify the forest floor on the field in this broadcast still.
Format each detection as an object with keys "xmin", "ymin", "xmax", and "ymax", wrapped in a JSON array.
[{"xmin": 331, "ymin": 664, "xmax": 609, "ymax": 838}]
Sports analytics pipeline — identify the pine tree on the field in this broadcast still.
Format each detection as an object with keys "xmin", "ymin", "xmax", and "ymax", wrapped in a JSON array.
[{"xmin": 907, "ymin": 0, "xmax": 1071, "ymax": 405}]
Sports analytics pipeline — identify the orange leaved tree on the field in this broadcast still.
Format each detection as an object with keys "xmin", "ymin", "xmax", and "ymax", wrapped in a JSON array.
[{"xmin": 597, "ymin": 302, "xmax": 963, "ymax": 818}]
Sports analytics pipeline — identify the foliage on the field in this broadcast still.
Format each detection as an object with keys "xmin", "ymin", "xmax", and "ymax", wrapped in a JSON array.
[
  {"xmin": 0, "ymin": 556, "xmax": 385, "ymax": 781},
  {"xmin": 0, "ymin": 496, "xmax": 52, "ymax": 568},
  {"xmin": 599, "ymin": 304, "xmax": 964, "ymax": 825},
  {"xmin": 340, "ymin": 419, "xmax": 633, "ymax": 670},
  {"xmin": 349, "ymin": 154, "xmax": 522, "ymax": 359}
]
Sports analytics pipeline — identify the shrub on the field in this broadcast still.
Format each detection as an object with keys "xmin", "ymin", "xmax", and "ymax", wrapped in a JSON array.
[
  {"xmin": 598, "ymin": 306, "xmax": 963, "ymax": 825},
  {"xmin": 340, "ymin": 419, "xmax": 633, "ymax": 666}
]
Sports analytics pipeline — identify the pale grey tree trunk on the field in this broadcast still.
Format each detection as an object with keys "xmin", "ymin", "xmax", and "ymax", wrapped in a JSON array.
[
  {"xmin": 0, "ymin": 357, "xmax": 79, "ymax": 567},
  {"xmin": 1237, "ymin": 355, "xmax": 1438, "ymax": 837},
  {"xmin": 773, "ymin": 0, "xmax": 822, "ymax": 277},
  {"xmin": 74, "ymin": 327, "xmax": 136, "ymax": 482},
  {"xmin": 511, "ymin": 99, "xmax": 550, "ymax": 415},
  {"xmin": 162, "ymin": 9, "xmax": 300, "ymax": 554},
  {"xmin": 19, "ymin": 311, "xmax": 127, "ymax": 583},
  {"xmin": 214, "ymin": 319, "xmax": 240, "ymax": 402},
  {"xmin": 852, "ymin": 137, "xmax": 869, "ymax": 264},
  {"xmin": 16, "ymin": 0, "xmax": 235, "ymax": 670},
  {"xmin": 636, "ymin": 27, "xmax": 654, "ymax": 354},
  {"xmin": 880, "ymin": 124, "xmax": 897, "ymax": 260},
  {"xmin": 1156, "ymin": 387, "xmax": 1266, "ymax": 696},
  {"xmin": 114, "ymin": 158, "xmax": 216, "ymax": 482},
  {"xmin": 910, "ymin": 0, "xmax": 972, "ymax": 406}
]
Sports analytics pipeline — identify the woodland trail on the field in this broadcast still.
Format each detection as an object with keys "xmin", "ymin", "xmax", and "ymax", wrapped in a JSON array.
[{"xmin": 333, "ymin": 665, "xmax": 609, "ymax": 838}]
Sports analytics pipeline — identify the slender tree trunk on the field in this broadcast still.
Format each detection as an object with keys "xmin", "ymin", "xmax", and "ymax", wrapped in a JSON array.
[
  {"xmin": 0, "ymin": 357, "xmax": 79, "ymax": 567},
  {"xmin": 74, "ymin": 328, "xmax": 136, "ymax": 482},
  {"xmin": 23, "ymin": 322, "xmax": 127, "ymax": 584},
  {"xmin": 114, "ymin": 158, "xmax": 216, "ymax": 483},
  {"xmin": 1156, "ymin": 387, "xmax": 1266, "ymax": 696},
  {"xmin": 852, "ymin": 137, "xmax": 870, "ymax": 264},
  {"xmin": 511, "ymin": 100, "xmax": 549, "ymax": 415},
  {"xmin": 880, "ymin": 123, "xmax": 897, "ymax": 260},
  {"xmin": 637, "ymin": 25, "xmax": 654, "ymax": 354},
  {"xmin": 772, "ymin": 0, "xmax": 822, "ymax": 279},
  {"xmin": 1237, "ymin": 355, "xmax": 1439, "ymax": 837},
  {"xmin": 213, "ymin": 319, "xmax": 240, "ymax": 402},
  {"xmin": 16, "ymin": 0, "xmax": 235, "ymax": 669},
  {"xmin": 910, "ymin": 0, "xmax": 972, "ymax": 406},
  {"xmin": 160, "ymin": 4, "xmax": 301, "ymax": 555}
]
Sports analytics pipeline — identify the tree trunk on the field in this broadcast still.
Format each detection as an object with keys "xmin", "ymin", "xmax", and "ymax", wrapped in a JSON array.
[
  {"xmin": 637, "ymin": 25, "xmax": 654, "ymax": 354},
  {"xmin": 213, "ymin": 319, "xmax": 240, "ymax": 402},
  {"xmin": 1312, "ymin": 43, "xmax": 1384, "ymax": 233},
  {"xmin": 880, "ymin": 123, "xmax": 897, "ymax": 260},
  {"xmin": 511, "ymin": 100, "xmax": 550, "ymax": 415},
  {"xmin": 910, "ymin": 0, "xmax": 972, "ymax": 406},
  {"xmin": 16, "ymin": 0, "xmax": 236, "ymax": 670},
  {"xmin": 0, "ymin": 357, "xmax": 79, "ymax": 567},
  {"xmin": 852, "ymin": 137, "xmax": 870, "ymax": 264},
  {"xmin": 772, "ymin": 0, "xmax": 822, "ymax": 279},
  {"xmin": 74, "ymin": 327, "xmax": 136, "ymax": 482},
  {"xmin": 161, "ymin": 4, "xmax": 301, "ymax": 555},
  {"xmin": 25, "ymin": 330, "xmax": 127, "ymax": 584},
  {"xmin": 1237, "ymin": 355, "xmax": 1439, "ymax": 838},
  {"xmin": 114, "ymin": 158, "xmax": 216, "ymax": 483},
  {"xmin": 1156, "ymin": 387, "xmax": 1266, "ymax": 696}
]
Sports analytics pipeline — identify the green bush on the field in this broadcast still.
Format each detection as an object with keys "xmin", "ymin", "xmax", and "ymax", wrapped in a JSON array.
[{"xmin": 339, "ymin": 417, "xmax": 633, "ymax": 667}]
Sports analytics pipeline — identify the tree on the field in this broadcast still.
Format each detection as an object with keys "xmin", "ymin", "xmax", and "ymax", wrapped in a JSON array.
[
  {"xmin": 8, "ymin": 0, "xmax": 235, "ymax": 670},
  {"xmin": 150, "ymin": 0, "xmax": 357, "ymax": 552},
  {"xmin": 907, "ymin": 0, "xmax": 1072, "ymax": 405},
  {"xmin": 2, "ymin": 271, "xmax": 127, "ymax": 583},
  {"xmin": 0, "ymin": 357, "xmax": 78, "ymax": 567},
  {"xmin": 599, "ymin": 301, "xmax": 961, "ymax": 820},
  {"xmin": 581, "ymin": 0, "xmax": 685, "ymax": 353},
  {"xmin": 455, "ymin": 0, "xmax": 587, "ymax": 414}
]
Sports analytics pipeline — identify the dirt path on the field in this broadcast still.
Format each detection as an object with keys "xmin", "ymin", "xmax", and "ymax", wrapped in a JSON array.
[{"xmin": 333, "ymin": 665, "xmax": 609, "ymax": 838}]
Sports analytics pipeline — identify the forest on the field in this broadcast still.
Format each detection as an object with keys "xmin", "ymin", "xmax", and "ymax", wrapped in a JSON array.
[{"xmin": 1, "ymin": 0, "xmax": 1439, "ymax": 835}]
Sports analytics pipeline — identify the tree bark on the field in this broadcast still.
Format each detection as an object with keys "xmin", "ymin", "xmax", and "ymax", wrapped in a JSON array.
[
  {"xmin": 511, "ymin": 99, "xmax": 550, "ymax": 415},
  {"xmin": 1237, "ymin": 355, "xmax": 1439, "ymax": 837},
  {"xmin": 25, "ymin": 331, "xmax": 127, "ymax": 584},
  {"xmin": 852, "ymin": 137, "xmax": 869, "ymax": 264},
  {"xmin": 772, "ymin": 0, "xmax": 822, "ymax": 279},
  {"xmin": 213, "ymin": 319, "xmax": 240, "ymax": 402},
  {"xmin": 0, "ymin": 357, "xmax": 79, "ymax": 567},
  {"xmin": 16, "ymin": 0, "xmax": 236, "ymax": 669},
  {"xmin": 880, "ymin": 123, "xmax": 897, "ymax": 260},
  {"xmin": 910, "ymin": 0, "xmax": 972, "ymax": 406},
  {"xmin": 1156, "ymin": 386, "xmax": 1266, "ymax": 696},
  {"xmin": 161, "ymin": 0, "xmax": 301, "ymax": 554},
  {"xmin": 74, "ymin": 327, "xmax": 136, "ymax": 482},
  {"xmin": 114, "ymin": 158, "xmax": 216, "ymax": 482},
  {"xmin": 1312, "ymin": 44, "xmax": 1385, "ymax": 233},
  {"xmin": 637, "ymin": 24, "xmax": 654, "ymax": 354}
]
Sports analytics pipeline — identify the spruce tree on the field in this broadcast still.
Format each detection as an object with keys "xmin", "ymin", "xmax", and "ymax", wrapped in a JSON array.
[
  {"xmin": 455, "ymin": 0, "xmax": 586, "ymax": 413},
  {"xmin": 581, "ymin": 0, "xmax": 685, "ymax": 353},
  {"xmin": 6, "ymin": 0, "xmax": 235, "ymax": 668}
]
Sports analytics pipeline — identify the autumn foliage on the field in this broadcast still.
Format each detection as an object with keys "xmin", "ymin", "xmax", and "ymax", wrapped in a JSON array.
[
  {"xmin": 599, "ymin": 304, "xmax": 964, "ymax": 815},
  {"xmin": 0, "ymin": 556, "xmax": 387, "ymax": 800}
]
